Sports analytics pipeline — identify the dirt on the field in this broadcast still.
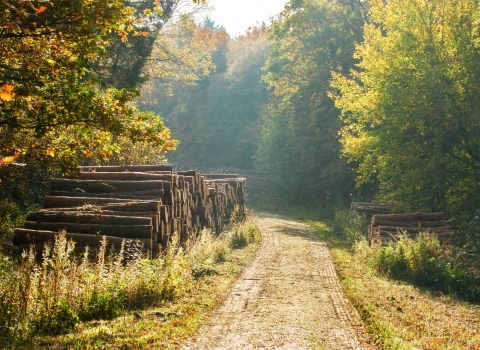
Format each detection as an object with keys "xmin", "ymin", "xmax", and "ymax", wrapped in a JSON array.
[{"xmin": 183, "ymin": 214, "xmax": 373, "ymax": 350}]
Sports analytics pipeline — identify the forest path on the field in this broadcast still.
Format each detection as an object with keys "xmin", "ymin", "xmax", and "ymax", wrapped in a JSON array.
[{"xmin": 183, "ymin": 214, "xmax": 370, "ymax": 350}]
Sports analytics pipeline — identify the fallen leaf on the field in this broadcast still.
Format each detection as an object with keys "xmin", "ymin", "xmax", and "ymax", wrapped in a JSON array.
[
  {"xmin": 0, "ymin": 92, "xmax": 12, "ymax": 102},
  {"xmin": 2, "ymin": 83, "xmax": 15, "ymax": 92},
  {"xmin": 36, "ymin": 6, "xmax": 47, "ymax": 15}
]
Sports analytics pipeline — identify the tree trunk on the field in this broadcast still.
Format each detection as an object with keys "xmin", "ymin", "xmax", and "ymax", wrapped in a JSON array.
[
  {"xmin": 50, "ymin": 179, "xmax": 171, "ymax": 193},
  {"xmin": 65, "ymin": 172, "xmax": 176, "ymax": 182},
  {"xmin": 27, "ymin": 212, "xmax": 152, "ymax": 226},
  {"xmin": 79, "ymin": 165, "xmax": 173, "ymax": 173},
  {"xmin": 24, "ymin": 222, "xmax": 152, "ymax": 239},
  {"xmin": 13, "ymin": 229, "xmax": 141, "ymax": 249},
  {"xmin": 372, "ymin": 212, "xmax": 444, "ymax": 222}
]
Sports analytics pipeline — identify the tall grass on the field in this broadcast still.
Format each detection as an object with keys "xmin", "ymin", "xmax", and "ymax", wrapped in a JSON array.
[
  {"xmin": 0, "ymin": 215, "xmax": 260, "ymax": 345},
  {"xmin": 332, "ymin": 209, "xmax": 370, "ymax": 247}
]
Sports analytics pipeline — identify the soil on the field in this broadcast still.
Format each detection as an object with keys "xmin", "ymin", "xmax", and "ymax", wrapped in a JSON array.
[{"xmin": 183, "ymin": 214, "xmax": 374, "ymax": 349}]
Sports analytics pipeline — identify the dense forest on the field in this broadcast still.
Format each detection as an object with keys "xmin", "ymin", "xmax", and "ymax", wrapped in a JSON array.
[{"xmin": 2, "ymin": 0, "xmax": 480, "ymax": 225}]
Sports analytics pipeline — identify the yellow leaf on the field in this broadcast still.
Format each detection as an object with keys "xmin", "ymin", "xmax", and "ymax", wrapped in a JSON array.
[
  {"xmin": 46, "ymin": 150, "xmax": 55, "ymax": 157},
  {"xmin": 3, "ymin": 156, "xmax": 16, "ymax": 163},
  {"xmin": 0, "ymin": 92, "xmax": 12, "ymax": 102},
  {"xmin": 0, "ymin": 152, "xmax": 20, "ymax": 167},
  {"xmin": 36, "ymin": 6, "xmax": 47, "ymax": 15}
]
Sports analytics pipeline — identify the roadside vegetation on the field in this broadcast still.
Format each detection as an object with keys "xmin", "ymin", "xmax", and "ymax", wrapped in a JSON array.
[
  {"xmin": 308, "ymin": 210, "xmax": 480, "ymax": 349},
  {"xmin": 0, "ymin": 215, "xmax": 260, "ymax": 349}
]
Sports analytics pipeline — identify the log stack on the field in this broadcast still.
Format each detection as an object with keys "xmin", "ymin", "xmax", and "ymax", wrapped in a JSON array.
[
  {"xmin": 13, "ymin": 165, "xmax": 246, "ymax": 258},
  {"xmin": 368, "ymin": 212, "xmax": 457, "ymax": 245},
  {"xmin": 351, "ymin": 202, "xmax": 396, "ymax": 217}
]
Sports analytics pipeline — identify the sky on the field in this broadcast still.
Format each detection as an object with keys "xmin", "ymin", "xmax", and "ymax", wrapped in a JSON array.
[{"xmin": 209, "ymin": 0, "xmax": 288, "ymax": 37}]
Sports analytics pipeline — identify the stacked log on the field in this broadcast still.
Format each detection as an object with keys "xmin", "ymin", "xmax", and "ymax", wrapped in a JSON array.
[
  {"xmin": 368, "ymin": 212, "xmax": 457, "ymax": 245},
  {"xmin": 351, "ymin": 202, "xmax": 396, "ymax": 217},
  {"xmin": 13, "ymin": 165, "xmax": 246, "ymax": 258},
  {"xmin": 172, "ymin": 163, "xmax": 282, "ymax": 208}
]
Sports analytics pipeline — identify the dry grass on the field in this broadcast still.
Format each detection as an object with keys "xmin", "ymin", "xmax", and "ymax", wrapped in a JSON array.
[
  {"xmin": 1, "ymin": 215, "xmax": 261, "ymax": 349},
  {"xmin": 309, "ymin": 220, "xmax": 480, "ymax": 349}
]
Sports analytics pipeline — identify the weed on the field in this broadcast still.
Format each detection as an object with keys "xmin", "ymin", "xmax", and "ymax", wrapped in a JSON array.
[{"xmin": 332, "ymin": 209, "xmax": 369, "ymax": 247}]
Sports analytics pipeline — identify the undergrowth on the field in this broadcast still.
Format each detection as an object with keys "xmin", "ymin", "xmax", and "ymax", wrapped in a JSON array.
[
  {"xmin": 0, "ymin": 214, "xmax": 260, "ymax": 346},
  {"xmin": 333, "ymin": 209, "xmax": 480, "ymax": 302},
  {"xmin": 310, "ymin": 209, "xmax": 480, "ymax": 348},
  {"xmin": 369, "ymin": 235, "xmax": 480, "ymax": 302}
]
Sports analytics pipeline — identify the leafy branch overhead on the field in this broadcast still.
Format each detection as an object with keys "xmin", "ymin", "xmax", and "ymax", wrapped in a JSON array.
[{"xmin": 0, "ymin": 0, "xmax": 211, "ymax": 168}]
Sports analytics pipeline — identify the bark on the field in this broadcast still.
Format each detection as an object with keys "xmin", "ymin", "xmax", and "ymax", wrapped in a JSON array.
[
  {"xmin": 50, "ymin": 179, "xmax": 171, "ymax": 193},
  {"xmin": 372, "ymin": 212, "xmax": 444, "ymax": 222},
  {"xmin": 26, "ymin": 212, "xmax": 152, "ymax": 226},
  {"xmin": 65, "ymin": 172, "xmax": 176, "ymax": 182}
]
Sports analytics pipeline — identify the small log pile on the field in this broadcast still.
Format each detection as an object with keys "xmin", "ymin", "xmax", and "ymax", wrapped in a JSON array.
[
  {"xmin": 13, "ymin": 165, "xmax": 246, "ymax": 258},
  {"xmin": 351, "ymin": 202, "xmax": 396, "ymax": 217},
  {"xmin": 368, "ymin": 212, "xmax": 456, "ymax": 245}
]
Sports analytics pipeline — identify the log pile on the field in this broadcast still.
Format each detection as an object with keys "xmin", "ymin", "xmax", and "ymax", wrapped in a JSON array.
[
  {"xmin": 13, "ymin": 165, "xmax": 246, "ymax": 258},
  {"xmin": 368, "ymin": 212, "xmax": 457, "ymax": 245},
  {"xmin": 173, "ymin": 163, "xmax": 283, "ymax": 208},
  {"xmin": 351, "ymin": 202, "xmax": 396, "ymax": 217}
]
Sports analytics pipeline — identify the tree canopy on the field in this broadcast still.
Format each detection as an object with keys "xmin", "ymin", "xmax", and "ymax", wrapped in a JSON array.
[
  {"xmin": 142, "ymin": 24, "xmax": 268, "ymax": 169},
  {"xmin": 331, "ymin": 0, "xmax": 480, "ymax": 216},
  {"xmin": 0, "ymin": 0, "xmax": 210, "ymax": 169}
]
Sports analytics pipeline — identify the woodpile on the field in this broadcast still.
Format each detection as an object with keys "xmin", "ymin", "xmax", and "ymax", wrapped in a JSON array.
[
  {"xmin": 173, "ymin": 163, "xmax": 283, "ymax": 208},
  {"xmin": 368, "ymin": 212, "xmax": 457, "ymax": 245},
  {"xmin": 13, "ymin": 165, "xmax": 246, "ymax": 258},
  {"xmin": 351, "ymin": 202, "xmax": 396, "ymax": 217}
]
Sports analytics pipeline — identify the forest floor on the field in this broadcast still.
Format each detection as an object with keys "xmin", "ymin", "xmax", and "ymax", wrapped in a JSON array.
[{"xmin": 183, "ymin": 213, "xmax": 375, "ymax": 350}]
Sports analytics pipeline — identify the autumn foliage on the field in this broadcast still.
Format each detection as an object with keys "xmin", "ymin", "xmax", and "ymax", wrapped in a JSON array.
[{"xmin": 0, "ymin": 0, "xmax": 177, "ymax": 169}]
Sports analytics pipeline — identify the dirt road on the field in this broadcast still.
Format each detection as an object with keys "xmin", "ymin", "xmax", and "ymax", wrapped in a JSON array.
[{"xmin": 184, "ymin": 215, "xmax": 371, "ymax": 350}]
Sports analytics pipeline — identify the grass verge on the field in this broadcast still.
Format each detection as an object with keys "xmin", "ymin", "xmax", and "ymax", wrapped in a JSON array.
[
  {"xmin": 1, "ymin": 214, "xmax": 261, "ymax": 349},
  {"xmin": 308, "ymin": 215, "xmax": 480, "ymax": 349}
]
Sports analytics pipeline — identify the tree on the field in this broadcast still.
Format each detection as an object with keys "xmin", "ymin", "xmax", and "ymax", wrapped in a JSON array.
[
  {"xmin": 89, "ymin": 0, "xmax": 178, "ymax": 89},
  {"xmin": 256, "ymin": 0, "xmax": 365, "ymax": 209},
  {"xmin": 331, "ymin": 0, "xmax": 480, "ymax": 216},
  {"xmin": 0, "ymin": 0, "xmax": 178, "ymax": 169}
]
